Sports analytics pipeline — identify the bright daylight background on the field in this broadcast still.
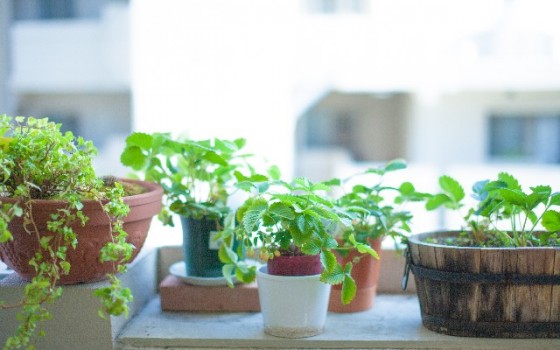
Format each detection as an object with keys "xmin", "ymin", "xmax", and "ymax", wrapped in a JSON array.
[{"xmin": 2, "ymin": 0, "xmax": 560, "ymax": 246}]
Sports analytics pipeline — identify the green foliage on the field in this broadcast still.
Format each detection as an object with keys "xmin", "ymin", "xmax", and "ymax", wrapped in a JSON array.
[
  {"xmin": 0, "ymin": 115, "xmax": 134, "ymax": 349},
  {"xmin": 334, "ymin": 159, "xmax": 429, "ymax": 246},
  {"xmin": 426, "ymin": 172, "xmax": 560, "ymax": 247},
  {"xmin": 121, "ymin": 132, "xmax": 261, "ymax": 223},
  {"xmin": 218, "ymin": 176, "xmax": 378, "ymax": 304},
  {"xmin": 425, "ymin": 175, "xmax": 464, "ymax": 211}
]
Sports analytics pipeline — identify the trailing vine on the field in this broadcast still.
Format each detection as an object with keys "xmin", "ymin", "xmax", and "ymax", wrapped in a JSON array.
[{"xmin": 0, "ymin": 115, "xmax": 134, "ymax": 349}]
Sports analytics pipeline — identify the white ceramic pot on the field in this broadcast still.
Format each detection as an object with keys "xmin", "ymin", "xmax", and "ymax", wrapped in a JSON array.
[{"xmin": 256, "ymin": 265, "xmax": 331, "ymax": 338}]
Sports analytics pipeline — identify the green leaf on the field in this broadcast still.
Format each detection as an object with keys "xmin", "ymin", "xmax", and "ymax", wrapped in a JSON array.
[
  {"xmin": 235, "ymin": 181, "xmax": 254, "ymax": 192},
  {"xmin": 322, "ymin": 178, "xmax": 341, "ymax": 187},
  {"xmin": 120, "ymin": 146, "xmax": 147, "ymax": 170},
  {"xmin": 542, "ymin": 210, "xmax": 560, "ymax": 232},
  {"xmin": 267, "ymin": 165, "xmax": 281, "ymax": 181},
  {"xmin": 233, "ymin": 137, "xmax": 247, "ymax": 149},
  {"xmin": 248, "ymin": 174, "xmax": 269, "ymax": 182},
  {"xmin": 526, "ymin": 188, "xmax": 548, "ymax": 210},
  {"xmin": 0, "ymin": 229, "xmax": 12, "ymax": 243},
  {"xmin": 471, "ymin": 179, "xmax": 489, "ymax": 201},
  {"xmin": 347, "ymin": 234, "xmax": 380, "ymax": 258},
  {"xmin": 269, "ymin": 202, "xmax": 295, "ymax": 220},
  {"xmin": 321, "ymin": 249, "xmax": 338, "ymax": 272},
  {"xmin": 218, "ymin": 245, "xmax": 237, "ymax": 264},
  {"xmin": 39, "ymin": 236, "xmax": 53, "ymax": 249},
  {"xmin": 498, "ymin": 172, "xmax": 521, "ymax": 191},
  {"xmin": 355, "ymin": 242, "xmax": 379, "ymax": 259},
  {"xmin": 550, "ymin": 193, "xmax": 560, "ymax": 206},
  {"xmin": 531, "ymin": 185, "xmax": 551, "ymax": 199},
  {"xmin": 439, "ymin": 175, "xmax": 464, "ymax": 203},
  {"xmin": 233, "ymin": 171, "xmax": 249, "ymax": 182},
  {"xmin": 256, "ymin": 182, "xmax": 270, "ymax": 194},
  {"xmin": 425, "ymin": 193, "xmax": 451, "ymax": 210},
  {"xmin": 203, "ymin": 151, "xmax": 228, "ymax": 166},
  {"xmin": 341, "ymin": 273, "xmax": 357, "ymax": 304},
  {"xmin": 235, "ymin": 264, "xmax": 257, "ymax": 284},
  {"xmin": 399, "ymin": 182, "xmax": 415, "ymax": 195},
  {"xmin": 384, "ymin": 158, "xmax": 407, "ymax": 172},
  {"xmin": 12, "ymin": 205, "xmax": 23, "ymax": 217},
  {"xmin": 351, "ymin": 184, "xmax": 370, "ymax": 194},
  {"xmin": 365, "ymin": 167, "xmax": 384, "ymax": 175},
  {"xmin": 320, "ymin": 264, "xmax": 344, "ymax": 285},
  {"xmin": 301, "ymin": 238, "xmax": 322, "ymax": 256},
  {"xmin": 242, "ymin": 198, "xmax": 268, "ymax": 232},
  {"xmin": 125, "ymin": 132, "xmax": 153, "ymax": 150},
  {"xmin": 309, "ymin": 182, "xmax": 330, "ymax": 192},
  {"xmin": 499, "ymin": 188, "xmax": 526, "ymax": 207},
  {"xmin": 222, "ymin": 264, "xmax": 236, "ymax": 288}
]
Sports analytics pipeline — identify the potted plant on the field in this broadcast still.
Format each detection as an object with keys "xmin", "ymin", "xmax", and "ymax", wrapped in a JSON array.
[
  {"xmin": 120, "ymin": 132, "xmax": 268, "ymax": 278},
  {"xmin": 0, "ymin": 115, "xmax": 163, "ymax": 349},
  {"xmin": 219, "ymin": 176, "xmax": 376, "ymax": 338},
  {"xmin": 329, "ymin": 159, "xmax": 427, "ymax": 312},
  {"xmin": 404, "ymin": 172, "xmax": 560, "ymax": 338}
]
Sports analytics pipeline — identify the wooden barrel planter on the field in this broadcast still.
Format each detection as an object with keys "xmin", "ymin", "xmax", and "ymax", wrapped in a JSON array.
[{"xmin": 404, "ymin": 231, "xmax": 560, "ymax": 338}]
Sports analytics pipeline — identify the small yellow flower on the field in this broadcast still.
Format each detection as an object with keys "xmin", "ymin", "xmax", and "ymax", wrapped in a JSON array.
[
  {"xmin": 0, "ymin": 137, "xmax": 13, "ymax": 151},
  {"xmin": 259, "ymin": 251, "xmax": 269, "ymax": 262}
]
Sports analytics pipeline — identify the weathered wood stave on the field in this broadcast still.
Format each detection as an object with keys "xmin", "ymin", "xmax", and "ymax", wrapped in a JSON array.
[{"xmin": 408, "ymin": 231, "xmax": 560, "ymax": 338}]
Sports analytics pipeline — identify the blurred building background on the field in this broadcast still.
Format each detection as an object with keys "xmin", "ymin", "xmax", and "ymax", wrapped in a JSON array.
[{"xmin": 1, "ymin": 0, "xmax": 560, "ymax": 231}]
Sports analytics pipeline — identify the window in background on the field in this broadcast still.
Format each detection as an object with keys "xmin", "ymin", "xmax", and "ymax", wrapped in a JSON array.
[
  {"xmin": 44, "ymin": 113, "xmax": 80, "ymax": 136},
  {"xmin": 14, "ymin": 0, "xmax": 74, "ymax": 20},
  {"xmin": 488, "ymin": 113, "xmax": 560, "ymax": 163},
  {"xmin": 297, "ymin": 91, "xmax": 407, "ymax": 163},
  {"xmin": 12, "ymin": 0, "xmax": 127, "ymax": 20},
  {"xmin": 305, "ymin": 0, "xmax": 369, "ymax": 15}
]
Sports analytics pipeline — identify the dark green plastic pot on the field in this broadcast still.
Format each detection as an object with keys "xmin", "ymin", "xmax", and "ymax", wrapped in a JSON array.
[{"xmin": 180, "ymin": 216, "xmax": 223, "ymax": 277}]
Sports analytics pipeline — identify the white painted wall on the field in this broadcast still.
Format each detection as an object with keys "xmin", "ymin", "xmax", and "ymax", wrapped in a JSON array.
[
  {"xmin": 10, "ymin": 3, "xmax": 129, "ymax": 92},
  {"xmin": 8, "ymin": 0, "xmax": 560, "ymax": 180},
  {"xmin": 131, "ymin": 0, "xmax": 300, "ymax": 176},
  {"xmin": 131, "ymin": 0, "xmax": 560, "ymax": 179}
]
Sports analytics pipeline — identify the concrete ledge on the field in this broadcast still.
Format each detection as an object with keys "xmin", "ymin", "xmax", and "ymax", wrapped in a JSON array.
[
  {"xmin": 0, "ymin": 246, "xmax": 158, "ymax": 350},
  {"xmin": 117, "ymin": 295, "xmax": 560, "ymax": 350}
]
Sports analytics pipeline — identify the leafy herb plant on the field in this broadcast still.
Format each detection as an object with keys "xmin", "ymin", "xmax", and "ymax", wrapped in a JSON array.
[
  {"xmin": 0, "ymin": 115, "xmax": 136, "ymax": 349},
  {"xmin": 120, "ymin": 132, "xmax": 269, "ymax": 225},
  {"xmin": 333, "ymin": 159, "xmax": 428, "ymax": 249},
  {"xmin": 425, "ymin": 172, "xmax": 560, "ymax": 247},
  {"xmin": 219, "ymin": 177, "xmax": 377, "ymax": 304}
]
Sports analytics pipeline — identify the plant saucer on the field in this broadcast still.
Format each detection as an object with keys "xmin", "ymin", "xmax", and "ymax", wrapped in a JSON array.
[{"xmin": 169, "ymin": 261, "xmax": 240, "ymax": 286}]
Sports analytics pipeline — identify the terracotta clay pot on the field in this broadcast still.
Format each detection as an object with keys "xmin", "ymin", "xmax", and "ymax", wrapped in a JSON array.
[
  {"xmin": 267, "ymin": 253, "xmax": 323, "ymax": 276},
  {"xmin": 329, "ymin": 238, "xmax": 382, "ymax": 313},
  {"xmin": 0, "ymin": 179, "xmax": 163, "ymax": 284}
]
